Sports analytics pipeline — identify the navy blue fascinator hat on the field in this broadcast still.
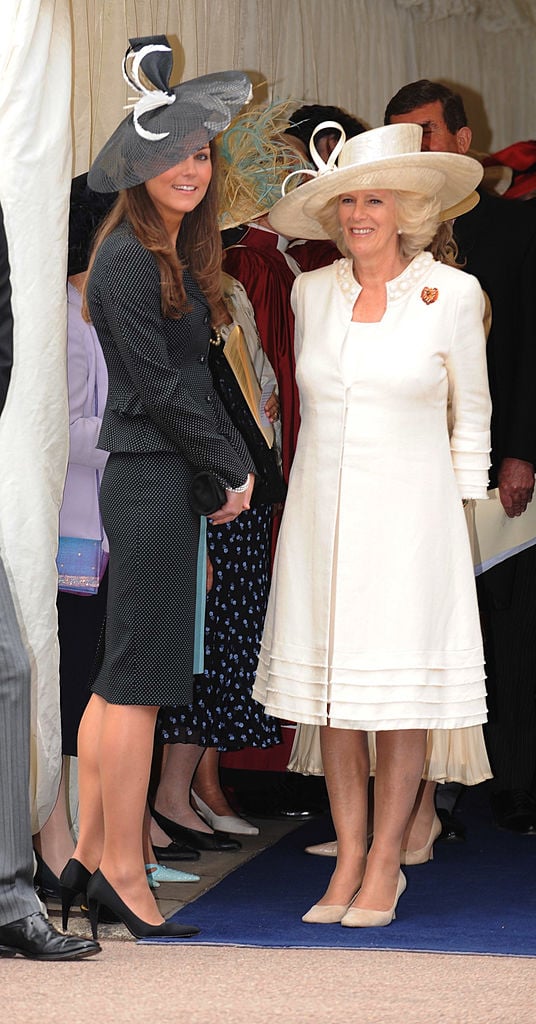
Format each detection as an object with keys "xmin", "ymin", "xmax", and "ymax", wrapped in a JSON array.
[
  {"xmin": 68, "ymin": 174, "xmax": 118, "ymax": 275},
  {"xmin": 88, "ymin": 36, "xmax": 252, "ymax": 192}
]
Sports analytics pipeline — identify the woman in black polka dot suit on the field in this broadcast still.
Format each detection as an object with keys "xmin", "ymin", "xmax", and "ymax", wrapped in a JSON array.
[{"xmin": 59, "ymin": 39, "xmax": 254, "ymax": 940}]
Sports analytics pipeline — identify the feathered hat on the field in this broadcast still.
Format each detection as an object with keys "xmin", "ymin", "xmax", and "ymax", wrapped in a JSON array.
[{"xmin": 217, "ymin": 101, "xmax": 311, "ymax": 230}]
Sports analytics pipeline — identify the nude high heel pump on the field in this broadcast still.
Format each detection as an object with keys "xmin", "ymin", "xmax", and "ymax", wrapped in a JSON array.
[
  {"xmin": 304, "ymin": 840, "xmax": 338, "ymax": 857},
  {"xmin": 302, "ymin": 889, "xmax": 361, "ymax": 924},
  {"xmin": 341, "ymin": 870, "xmax": 407, "ymax": 928},
  {"xmin": 400, "ymin": 814, "xmax": 442, "ymax": 866},
  {"xmin": 302, "ymin": 901, "xmax": 354, "ymax": 924}
]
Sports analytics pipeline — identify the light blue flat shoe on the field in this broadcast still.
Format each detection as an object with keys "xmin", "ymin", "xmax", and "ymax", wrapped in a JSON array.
[{"xmin": 145, "ymin": 863, "xmax": 200, "ymax": 889}]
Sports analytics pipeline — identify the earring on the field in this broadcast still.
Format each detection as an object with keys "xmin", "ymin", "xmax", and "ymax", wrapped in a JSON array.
[{"xmin": 397, "ymin": 228, "xmax": 402, "ymax": 235}]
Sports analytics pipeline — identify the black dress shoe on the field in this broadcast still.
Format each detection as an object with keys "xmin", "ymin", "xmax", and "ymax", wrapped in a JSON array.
[
  {"xmin": 491, "ymin": 790, "xmax": 536, "ymax": 835},
  {"xmin": 276, "ymin": 806, "xmax": 317, "ymax": 819},
  {"xmin": 0, "ymin": 912, "xmax": 100, "ymax": 960},
  {"xmin": 152, "ymin": 842, "xmax": 200, "ymax": 862},
  {"xmin": 436, "ymin": 807, "xmax": 466, "ymax": 843},
  {"xmin": 150, "ymin": 806, "xmax": 241, "ymax": 851}
]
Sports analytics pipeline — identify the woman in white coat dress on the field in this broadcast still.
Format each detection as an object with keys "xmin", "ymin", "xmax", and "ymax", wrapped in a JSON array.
[{"xmin": 252, "ymin": 124, "xmax": 491, "ymax": 927}]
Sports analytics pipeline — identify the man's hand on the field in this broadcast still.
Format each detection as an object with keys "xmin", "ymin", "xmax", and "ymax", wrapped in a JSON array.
[
  {"xmin": 498, "ymin": 457, "xmax": 535, "ymax": 517},
  {"xmin": 264, "ymin": 388, "xmax": 280, "ymax": 423}
]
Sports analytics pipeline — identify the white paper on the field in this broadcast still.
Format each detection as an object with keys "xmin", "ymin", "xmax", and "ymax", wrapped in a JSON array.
[{"xmin": 464, "ymin": 489, "xmax": 536, "ymax": 575}]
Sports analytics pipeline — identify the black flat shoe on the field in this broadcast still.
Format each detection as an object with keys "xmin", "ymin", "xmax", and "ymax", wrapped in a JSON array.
[
  {"xmin": 152, "ymin": 842, "xmax": 200, "ymax": 862},
  {"xmin": 150, "ymin": 806, "xmax": 241, "ymax": 851},
  {"xmin": 86, "ymin": 869, "xmax": 199, "ymax": 940},
  {"xmin": 0, "ymin": 912, "xmax": 100, "ymax": 961}
]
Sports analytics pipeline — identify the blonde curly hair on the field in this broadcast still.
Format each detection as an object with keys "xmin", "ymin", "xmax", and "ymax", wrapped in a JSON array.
[{"xmin": 317, "ymin": 189, "xmax": 459, "ymax": 265}]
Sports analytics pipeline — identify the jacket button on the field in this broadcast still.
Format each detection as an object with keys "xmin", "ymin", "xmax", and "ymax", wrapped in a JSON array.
[
  {"xmin": 203, "ymin": 315, "xmax": 209, "ymax": 325},
  {"xmin": 205, "ymin": 394, "xmax": 212, "ymax": 403},
  {"xmin": 199, "ymin": 354, "xmax": 206, "ymax": 364}
]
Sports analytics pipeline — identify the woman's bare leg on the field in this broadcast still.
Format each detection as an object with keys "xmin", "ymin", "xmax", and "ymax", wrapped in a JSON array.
[
  {"xmin": 402, "ymin": 778, "xmax": 438, "ymax": 851},
  {"xmin": 354, "ymin": 729, "xmax": 427, "ymax": 911},
  {"xmin": 192, "ymin": 747, "xmax": 236, "ymax": 816},
  {"xmin": 72, "ymin": 693, "xmax": 106, "ymax": 872},
  {"xmin": 150, "ymin": 742, "xmax": 214, "ymax": 848},
  {"xmin": 314, "ymin": 726, "xmax": 369, "ymax": 906},
  {"xmin": 33, "ymin": 758, "xmax": 75, "ymax": 876},
  {"xmin": 142, "ymin": 804, "xmax": 154, "ymax": 864},
  {"xmin": 96, "ymin": 702, "xmax": 162, "ymax": 924}
]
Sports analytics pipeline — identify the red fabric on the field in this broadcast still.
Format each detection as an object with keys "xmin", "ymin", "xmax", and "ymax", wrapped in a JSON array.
[
  {"xmin": 487, "ymin": 140, "xmax": 536, "ymax": 172},
  {"xmin": 220, "ymin": 723, "xmax": 296, "ymax": 772},
  {"xmin": 288, "ymin": 237, "xmax": 340, "ymax": 272},
  {"xmin": 223, "ymin": 229, "xmax": 299, "ymax": 485},
  {"xmin": 484, "ymin": 141, "xmax": 536, "ymax": 200}
]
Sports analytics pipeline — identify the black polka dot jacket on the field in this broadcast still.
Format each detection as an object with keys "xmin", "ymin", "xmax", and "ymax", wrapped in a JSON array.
[{"xmin": 87, "ymin": 222, "xmax": 255, "ymax": 490}]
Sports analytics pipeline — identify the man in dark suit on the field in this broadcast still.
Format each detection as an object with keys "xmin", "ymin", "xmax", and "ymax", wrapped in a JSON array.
[
  {"xmin": 0, "ymin": 199, "xmax": 100, "ymax": 959},
  {"xmin": 385, "ymin": 80, "xmax": 536, "ymax": 834}
]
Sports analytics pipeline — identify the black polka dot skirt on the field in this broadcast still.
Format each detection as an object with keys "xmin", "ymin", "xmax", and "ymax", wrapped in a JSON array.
[
  {"xmin": 156, "ymin": 506, "xmax": 282, "ymax": 750},
  {"xmin": 91, "ymin": 451, "xmax": 199, "ymax": 706}
]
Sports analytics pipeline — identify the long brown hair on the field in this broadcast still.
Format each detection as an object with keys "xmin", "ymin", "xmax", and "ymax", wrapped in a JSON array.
[
  {"xmin": 428, "ymin": 219, "xmax": 462, "ymax": 268},
  {"xmin": 82, "ymin": 140, "xmax": 224, "ymax": 322}
]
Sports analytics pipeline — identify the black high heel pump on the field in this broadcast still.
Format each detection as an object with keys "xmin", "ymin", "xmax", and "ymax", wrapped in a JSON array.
[
  {"xmin": 150, "ymin": 805, "xmax": 241, "ymax": 851},
  {"xmin": 60, "ymin": 858, "xmax": 91, "ymax": 930},
  {"xmin": 60, "ymin": 858, "xmax": 118, "ymax": 929},
  {"xmin": 86, "ymin": 870, "xmax": 200, "ymax": 940}
]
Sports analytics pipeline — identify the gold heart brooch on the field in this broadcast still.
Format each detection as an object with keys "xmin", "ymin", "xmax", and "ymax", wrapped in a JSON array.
[{"xmin": 421, "ymin": 287, "xmax": 439, "ymax": 305}]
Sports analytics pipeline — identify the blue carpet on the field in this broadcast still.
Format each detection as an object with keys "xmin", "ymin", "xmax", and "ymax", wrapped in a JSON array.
[{"xmin": 142, "ymin": 784, "xmax": 536, "ymax": 955}]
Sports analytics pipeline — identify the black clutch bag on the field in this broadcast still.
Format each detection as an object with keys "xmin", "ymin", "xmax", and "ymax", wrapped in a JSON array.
[
  {"xmin": 189, "ymin": 472, "xmax": 226, "ymax": 516},
  {"xmin": 208, "ymin": 331, "xmax": 286, "ymax": 508}
]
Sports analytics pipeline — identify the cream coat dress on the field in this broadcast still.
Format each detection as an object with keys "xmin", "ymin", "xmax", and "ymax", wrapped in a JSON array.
[{"xmin": 252, "ymin": 252, "xmax": 492, "ymax": 755}]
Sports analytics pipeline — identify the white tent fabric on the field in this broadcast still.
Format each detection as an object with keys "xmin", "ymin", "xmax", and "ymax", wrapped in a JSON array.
[{"xmin": 0, "ymin": 0, "xmax": 71, "ymax": 830}]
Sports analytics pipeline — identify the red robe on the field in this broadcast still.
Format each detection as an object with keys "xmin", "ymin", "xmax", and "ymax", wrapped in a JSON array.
[
  {"xmin": 223, "ymin": 227, "xmax": 300, "ymax": 484},
  {"xmin": 287, "ymin": 237, "xmax": 340, "ymax": 273},
  {"xmin": 221, "ymin": 230, "xmax": 339, "ymax": 774}
]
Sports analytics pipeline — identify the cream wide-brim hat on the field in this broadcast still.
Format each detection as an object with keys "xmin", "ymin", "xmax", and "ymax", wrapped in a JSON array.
[{"xmin": 268, "ymin": 123, "xmax": 483, "ymax": 240}]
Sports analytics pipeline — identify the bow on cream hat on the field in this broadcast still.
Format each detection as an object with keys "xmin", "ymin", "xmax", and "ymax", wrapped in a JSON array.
[{"xmin": 268, "ymin": 122, "xmax": 483, "ymax": 240}]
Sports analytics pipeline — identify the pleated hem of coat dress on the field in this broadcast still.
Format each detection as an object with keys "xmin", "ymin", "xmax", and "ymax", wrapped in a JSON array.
[
  {"xmin": 287, "ymin": 722, "xmax": 492, "ymax": 785},
  {"xmin": 252, "ymin": 647, "xmax": 487, "ymax": 731}
]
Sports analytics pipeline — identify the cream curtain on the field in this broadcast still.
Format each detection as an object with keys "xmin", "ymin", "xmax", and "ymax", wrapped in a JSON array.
[
  {"xmin": 0, "ymin": 0, "xmax": 71, "ymax": 830},
  {"xmin": 396, "ymin": 0, "xmax": 534, "ymax": 31},
  {"xmin": 71, "ymin": 0, "xmax": 535, "ymax": 176}
]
